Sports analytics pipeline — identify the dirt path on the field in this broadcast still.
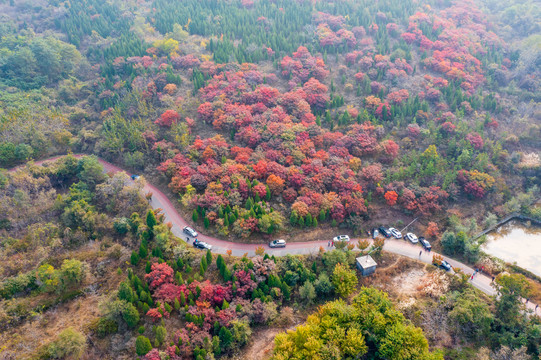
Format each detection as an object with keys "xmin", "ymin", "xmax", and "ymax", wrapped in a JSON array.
[
  {"xmin": 11, "ymin": 155, "xmax": 540, "ymax": 315},
  {"xmin": 237, "ymin": 328, "xmax": 282, "ymax": 360}
]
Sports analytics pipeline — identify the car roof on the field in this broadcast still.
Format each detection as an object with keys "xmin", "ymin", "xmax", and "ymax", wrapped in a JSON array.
[{"xmin": 275, "ymin": 239, "xmax": 286, "ymax": 243}]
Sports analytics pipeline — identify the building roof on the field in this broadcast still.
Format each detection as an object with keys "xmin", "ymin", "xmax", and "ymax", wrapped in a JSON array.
[{"xmin": 356, "ymin": 255, "xmax": 377, "ymax": 268}]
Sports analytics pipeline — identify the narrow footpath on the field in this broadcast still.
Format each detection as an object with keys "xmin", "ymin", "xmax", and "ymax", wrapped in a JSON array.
[{"xmin": 11, "ymin": 155, "xmax": 539, "ymax": 314}]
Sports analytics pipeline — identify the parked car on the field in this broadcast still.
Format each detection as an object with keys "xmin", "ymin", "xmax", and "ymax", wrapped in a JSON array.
[
  {"xmin": 333, "ymin": 235, "xmax": 350, "ymax": 242},
  {"xmin": 183, "ymin": 226, "xmax": 198, "ymax": 237},
  {"xmin": 379, "ymin": 227, "xmax": 391, "ymax": 238},
  {"xmin": 405, "ymin": 232, "xmax": 419, "ymax": 244},
  {"xmin": 269, "ymin": 239, "xmax": 286, "ymax": 248},
  {"xmin": 419, "ymin": 237, "xmax": 431, "ymax": 250},
  {"xmin": 193, "ymin": 240, "xmax": 212, "ymax": 250},
  {"xmin": 389, "ymin": 227, "xmax": 402, "ymax": 239},
  {"xmin": 130, "ymin": 174, "xmax": 140, "ymax": 180},
  {"xmin": 440, "ymin": 260, "xmax": 452, "ymax": 271}
]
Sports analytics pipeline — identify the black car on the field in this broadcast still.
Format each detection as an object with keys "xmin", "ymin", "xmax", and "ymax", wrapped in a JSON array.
[
  {"xmin": 440, "ymin": 260, "xmax": 452, "ymax": 271},
  {"xmin": 379, "ymin": 227, "xmax": 391, "ymax": 238},
  {"xmin": 419, "ymin": 237, "xmax": 431, "ymax": 250},
  {"xmin": 193, "ymin": 240, "xmax": 212, "ymax": 250}
]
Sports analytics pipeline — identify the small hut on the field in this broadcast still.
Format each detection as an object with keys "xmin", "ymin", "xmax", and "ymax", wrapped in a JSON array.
[{"xmin": 356, "ymin": 255, "xmax": 377, "ymax": 276}]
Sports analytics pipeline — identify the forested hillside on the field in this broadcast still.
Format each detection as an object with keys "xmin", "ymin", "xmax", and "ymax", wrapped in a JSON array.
[{"xmin": 0, "ymin": 0, "xmax": 540, "ymax": 359}]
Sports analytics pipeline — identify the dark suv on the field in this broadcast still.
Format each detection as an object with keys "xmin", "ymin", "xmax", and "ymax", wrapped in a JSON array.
[
  {"xmin": 440, "ymin": 260, "xmax": 452, "ymax": 271},
  {"xmin": 193, "ymin": 240, "xmax": 212, "ymax": 250},
  {"xmin": 419, "ymin": 237, "xmax": 432, "ymax": 250},
  {"xmin": 379, "ymin": 227, "xmax": 391, "ymax": 238}
]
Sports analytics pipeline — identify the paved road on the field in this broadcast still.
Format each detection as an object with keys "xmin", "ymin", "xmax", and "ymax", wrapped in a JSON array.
[{"xmin": 10, "ymin": 155, "xmax": 540, "ymax": 314}]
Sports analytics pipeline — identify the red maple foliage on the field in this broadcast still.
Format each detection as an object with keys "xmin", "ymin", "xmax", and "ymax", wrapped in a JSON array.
[
  {"xmin": 384, "ymin": 191, "xmax": 398, "ymax": 206},
  {"xmin": 466, "ymin": 133, "xmax": 484, "ymax": 149},
  {"xmin": 145, "ymin": 263, "xmax": 174, "ymax": 290},
  {"xmin": 382, "ymin": 140, "xmax": 399, "ymax": 158},
  {"xmin": 155, "ymin": 110, "xmax": 180, "ymax": 127}
]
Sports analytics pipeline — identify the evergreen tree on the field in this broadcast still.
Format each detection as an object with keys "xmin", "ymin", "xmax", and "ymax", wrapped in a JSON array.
[{"xmin": 146, "ymin": 210, "xmax": 157, "ymax": 230}]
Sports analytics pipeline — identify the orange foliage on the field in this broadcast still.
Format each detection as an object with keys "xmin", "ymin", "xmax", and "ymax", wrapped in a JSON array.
[
  {"xmin": 267, "ymin": 174, "xmax": 285, "ymax": 195},
  {"xmin": 425, "ymin": 222, "xmax": 440, "ymax": 238},
  {"xmin": 384, "ymin": 191, "xmax": 398, "ymax": 206}
]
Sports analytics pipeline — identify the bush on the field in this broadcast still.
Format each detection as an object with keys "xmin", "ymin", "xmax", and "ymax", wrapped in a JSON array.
[
  {"xmin": 322, "ymin": 250, "xmax": 348, "ymax": 273},
  {"xmin": 299, "ymin": 280, "xmax": 316, "ymax": 304},
  {"xmin": 59, "ymin": 259, "xmax": 85, "ymax": 290},
  {"xmin": 131, "ymin": 251, "xmax": 140, "ymax": 265},
  {"xmin": 46, "ymin": 327, "xmax": 87, "ymax": 359},
  {"xmin": 117, "ymin": 281, "xmax": 136, "ymax": 303},
  {"xmin": 0, "ymin": 271, "xmax": 38, "ymax": 299},
  {"xmin": 154, "ymin": 325, "xmax": 167, "ymax": 346},
  {"xmin": 113, "ymin": 217, "xmax": 130, "ymax": 235},
  {"xmin": 314, "ymin": 273, "xmax": 334, "ymax": 297},
  {"xmin": 92, "ymin": 318, "xmax": 118, "ymax": 338},
  {"xmin": 135, "ymin": 336, "xmax": 153, "ymax": 356},
  {"xmin": 122, "ymin": 302, "xmax": 140, "ymax": 328},
  {"xmin": 230, "ymin": 319, "xmax": 252, "ymax": 348},
  {"xmin": 332, "ymin": 263, "xmax": 357, "ymax": 298},
  {"xmin": 103, "ymin": 300, "xmax": 140, "ymax": 329}
]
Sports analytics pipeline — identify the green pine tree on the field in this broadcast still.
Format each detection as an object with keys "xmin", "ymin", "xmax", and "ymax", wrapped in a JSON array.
[{"xmin": 146, "ymin": 210, "xmax": 157, "ymax": 230}]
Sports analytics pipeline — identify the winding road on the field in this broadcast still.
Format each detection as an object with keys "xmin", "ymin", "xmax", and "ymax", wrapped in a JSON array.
[{"xmin": 10, "ymin": 155, "xmax": 540, "ymax": 313}]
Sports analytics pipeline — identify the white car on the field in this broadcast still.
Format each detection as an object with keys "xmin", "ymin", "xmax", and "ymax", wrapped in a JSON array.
[
  {"xmin": 269, "ymin": 239, "xmax": 286, "ymax": 248},
  {"xmin": 333, "ymin": 235, "xmax": 350, "ymax": 242},
  {"xmin": 389, "ymin": 227, "xmax": 402, "ymax": 239},
  {"xmin": 405, "ymin": 232, "xmax": 419, "ymax": 244}
]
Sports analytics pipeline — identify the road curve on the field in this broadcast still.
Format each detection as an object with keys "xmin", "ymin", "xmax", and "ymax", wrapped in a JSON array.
[{"xmin": 10, "ymin": 155, "xmax": 541, "ymax": 313}]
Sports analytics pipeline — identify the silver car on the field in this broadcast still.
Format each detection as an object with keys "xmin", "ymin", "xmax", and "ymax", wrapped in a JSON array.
[
  {"xmin": 405, "ymin": 233, "xmax": 419, "ymax": 244},
  {"xmin": 183, "ymin": 226, "xmax": 198, "ymax": 237},
  {"xmin": 269, "ymin": 239, "xmax": 286, "ymax": 248}
]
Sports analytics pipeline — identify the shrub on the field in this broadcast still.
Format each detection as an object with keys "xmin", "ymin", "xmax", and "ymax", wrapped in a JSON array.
[
  {"xmin": 135, "ymin": 336, "xmax": 153, "ymax": 356},
  {"xmin": 117, "ymin": 281, "xmax": 136, "ymax": 303},
  {"xmin": 46, "ymin": 327, "xmax": 87, "ymax": 359},
  {"xmin": 122, "ymin": 302, "xmax": 140, "ymax": 328},
  {"xmin": 103, "ymin": 300, "xmax": 140, "ymax": 329},
  {"xmin": 59, "ymin": 259, "xmax": 85, "ymax": 290},
  {"xmin": 314, "ymin": 273, "xmax": 334, "ymax": 297},
  {"xmin": 113, "ymin": 217, "xmax": 130, "ymax": 234},
  {"xmin": 219, "ymin": 326, "xmax": 234, "ymax": 350},
  {"xmin": 154, "ymin": 325, "xmax": 167, "ymax": 346},
  {"xmin": 332, "ymin": 263, "xmax": 357, "ymax": 298},
  {"xmin": 92, "ymin": 318, "xmax": 118, "ymax": 338},
  {"xmin": 299, "ymin": 280, "xmax": 316, "ymax": 304}
]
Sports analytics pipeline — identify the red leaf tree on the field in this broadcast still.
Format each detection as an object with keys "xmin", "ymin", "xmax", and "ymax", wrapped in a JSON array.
[
  {"xmin": 155, "ymin": 110, "xmax": 180, "ymax": 127},
  {"xmin": 384, "ymin": 191, "xmax": 398, "ymax": 206},
  {"xmin": 145, "ymin": 263, "xmax": 174, "ymax": 290}
]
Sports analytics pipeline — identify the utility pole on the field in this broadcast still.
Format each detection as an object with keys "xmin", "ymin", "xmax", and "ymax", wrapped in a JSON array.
[{"xmin": 400, "ymin": 217, "xmax": 418, "ymax": 233}]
